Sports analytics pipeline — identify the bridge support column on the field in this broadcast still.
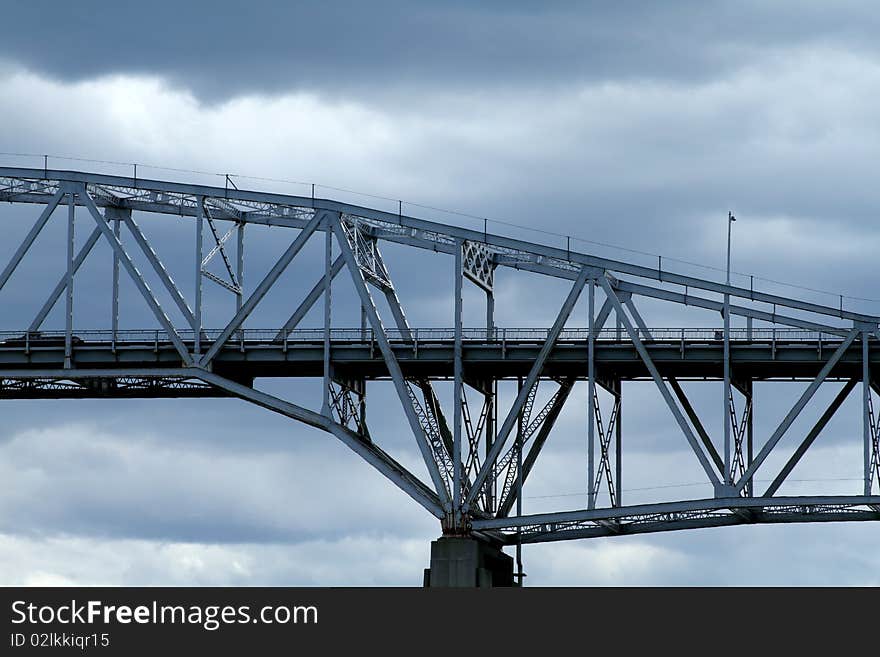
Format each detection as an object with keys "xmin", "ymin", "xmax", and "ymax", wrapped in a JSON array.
[{"xmin": 423, "ymin": 536, "xmax": 515, "ymax": 587}]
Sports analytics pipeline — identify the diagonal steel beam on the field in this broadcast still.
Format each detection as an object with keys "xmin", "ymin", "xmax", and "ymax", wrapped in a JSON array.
[
  {"xmin": 383, "ymin": 288, "xmax": 412, "ymax": 340},
  {"xmin": 623, "ymin": 295, "xmax": 726, "ymax": 477},
  {"xmin": 81, "ymin": 187, "xmax": 192, "ymax": 363},
  {"xmin": 735, "ymin": 328, "xmax": 859, "ymax": 494},
  {"xmin": 198, "ymin": 370, "xmax": 444, "ymax": 518},
  {"xmin": 123, "ymin": 213, "xmax": 197, "ymax": 331},
  {"xmin": 624, "ymin": 296, "xmax": 652, "ymax": 340},
  {"xmin": 333, "ymin": 216, "xmax": 452, "ymax": 510},
  {"xmin": 763, "ymin": 378, "xmax": 858, "ymax": 497},
  {"xmin": 497, "ymin": 378, "xmax": 574, "ymax": 518},
  {"xmin": 200, "ymin": 210, "xmax": 328, "ymax": 366},
  {"xmin": 202, "ymin": 201, "xmax": 238, "ymax": 286},
  {"xmin": 593, "ymin": 297, "xmax": 613, "ymax": 336},
  {"xmin": 620, "ymin": 290, "xmax": 726, "ymax": 480},
  {"xmin": 29, "ymin": 224, "xmax": 103, "ymax": 331},
  {"xmin": 369, "ymin": 242, "xmax": 459, "ymax": 476},
  {"xmin": 273, "ymin": 255, "xmax": 345, "ymax": 341},
  {"xmin": 0, "ymin": 187, "xmax": 65, "ymax": 291},
  {"xmin": 465, "ymin": 266, "xmax": 592, "ymax": 511},
  {"xmin": 669, "ymin": 378, "xmax": 725, "ymax": 474},
  {"xmin": 599, "ymin": 275, "xmax": 722, "ymax": 488}
]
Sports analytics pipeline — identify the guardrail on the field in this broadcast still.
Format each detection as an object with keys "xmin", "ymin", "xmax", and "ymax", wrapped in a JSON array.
[{"xmin": 0, "ymin": 327, "xmax": 856, "ymax": 347}]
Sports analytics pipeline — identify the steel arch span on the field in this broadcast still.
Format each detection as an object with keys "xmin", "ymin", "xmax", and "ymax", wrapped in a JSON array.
[{"xmin": 0, "ymin": 167, "xmax": 878, "ymax": 581}]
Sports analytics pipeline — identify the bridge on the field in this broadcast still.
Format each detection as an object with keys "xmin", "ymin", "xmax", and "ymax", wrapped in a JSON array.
[{"xmin": 1, "ymin": 166, "xmax": 879, "ymax": 586}]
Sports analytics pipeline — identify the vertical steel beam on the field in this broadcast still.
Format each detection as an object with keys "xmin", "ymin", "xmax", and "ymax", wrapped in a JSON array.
[
  {"xmin": 64, "ymin": 191, "xmax": 75, "ymax": 368},
  {"xmin": 742, "ymin": 379, "xmax": 753, "ymax": 496},
  {"xmin": 111, "ymin": 215, "xmax": 120, "ymax": 342},
  {"xmin": 453, "ymin": 241, "xmax": 464, "ymax": 519},
  {"xmin": 864, "ymin": 332, "xmax": 871, "ymax": 496},
  {"xmin": 485, "ymin": 288, "xmax": 496, "ymax": 510},
  {"xmin": 486, "ymin": 289, "xmax": 495, "ymax": 339},
  {"xmin": 515, "ymin": 377, "xmax": 524, "ymax": 585},
  {"xmin": 194, "ymin": 198, "xmax": 204, "ymax": 354},
  {"xmin": 614, "ymin": 378, "xmax": 622, "ymax": 507},
  {"xmin": 0, "ymin": 188, "xmax": 64, "ymax": 292},
  {"xmin": 587, "ymin": 278, "xmax": 596, "ymax": 509},
  {"xmin": 723, "ymin": 297, "xmax": 732, "ymax": 484},
  {"xmin": 322, "ymin": 219, "xmax": 332, "ymax": 416},
  {"xmin": 236, "ymin": 221, "xmax": 245, "ymax": 315}
]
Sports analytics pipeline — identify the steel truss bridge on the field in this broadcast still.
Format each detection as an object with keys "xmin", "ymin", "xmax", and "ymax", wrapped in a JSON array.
[{"xmin": 1, "ymin": 167, "xmax": 879, "ymax": 574}]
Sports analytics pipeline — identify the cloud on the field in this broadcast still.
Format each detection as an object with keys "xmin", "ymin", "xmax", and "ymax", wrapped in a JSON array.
[
  {"xmin": 2, "ymin": 6, "xmax": 880, "ymax": 586},
  {"xmin": 0, "ymin": 422, "xmax": 435, "ymax": 543},
  {"xmin": 0, "ymin": 532, "xmax": 431, "ymax": 586},
  {"xmin": 6, "ymin": 2, "xmax": 880, "ymax": 102},
  {"xmin": 7, "ymin": 43, "xmax": 880, "ymax": 296}
]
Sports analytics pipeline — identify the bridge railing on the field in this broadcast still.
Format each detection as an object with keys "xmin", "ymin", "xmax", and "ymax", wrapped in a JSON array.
[{"xmin": 0, "ymin": 327, "xmax": 854, "ymax": 346}]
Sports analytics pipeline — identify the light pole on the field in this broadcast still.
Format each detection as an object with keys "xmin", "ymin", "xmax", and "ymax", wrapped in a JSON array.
[
  {"xmin": 727, "ymin": 211, "xmax": 736, "ymax": 285},
  {"xmin": 723, "ymin": 211, "xmax": 735, "ymax": 489}
]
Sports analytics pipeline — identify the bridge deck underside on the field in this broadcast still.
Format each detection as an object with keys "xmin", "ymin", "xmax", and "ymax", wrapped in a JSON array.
[{"xmin": 0, "ymin": 338, "xmax": 875, "ymax": 399}]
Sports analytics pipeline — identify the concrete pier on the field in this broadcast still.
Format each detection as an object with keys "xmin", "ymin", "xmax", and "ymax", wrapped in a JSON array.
[{"xmin": 423, "ymin": 537, "xmax": 515, "ymax": 587}]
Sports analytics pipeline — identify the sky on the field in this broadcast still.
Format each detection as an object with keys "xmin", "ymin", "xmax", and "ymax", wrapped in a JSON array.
[{"xmin": 0, "ymin": 1, "xmax": 879, "ymax": 585}]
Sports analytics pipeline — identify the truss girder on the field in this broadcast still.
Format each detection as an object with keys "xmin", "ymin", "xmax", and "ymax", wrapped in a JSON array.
[
  {"xmin": 471, "ymin": 495, "xmax": 880, "ymax": 543},
  {"xmin": 2, "ymin": 168, "xmax": 878, "ymax": 327},
  {"xmin": 1, "ymin": 167, "xmax": 879, "ymax": 546}
]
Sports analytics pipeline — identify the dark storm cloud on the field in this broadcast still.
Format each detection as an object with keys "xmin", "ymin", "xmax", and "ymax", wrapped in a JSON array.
[
  {"xmin": 4, "ymin": 1, "xmax": 880, "ymax": 99},
  {"xmin": 2, "ymin": 2, "xmax": 880, "ymax": 586}
]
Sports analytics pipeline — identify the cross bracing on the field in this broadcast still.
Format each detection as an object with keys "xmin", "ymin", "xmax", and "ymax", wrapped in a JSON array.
[{"xmin": 0, "ymin": 167, "xmax": 878, "ymax": 550}]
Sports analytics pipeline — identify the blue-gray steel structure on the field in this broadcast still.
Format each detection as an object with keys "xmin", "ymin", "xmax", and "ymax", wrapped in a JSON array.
[{"xmin": 0, "ymin": 167, "xmax": 878, "ymax": 561}]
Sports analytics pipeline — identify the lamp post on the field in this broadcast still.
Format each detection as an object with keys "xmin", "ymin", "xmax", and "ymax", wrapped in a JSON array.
[
  {"xmin": 727, "ymin": 211, "xmax": 736, "ymax": 285},
  {"xmin": 723, "ymin": 211, "xmax": 736, "ymax": 489}
]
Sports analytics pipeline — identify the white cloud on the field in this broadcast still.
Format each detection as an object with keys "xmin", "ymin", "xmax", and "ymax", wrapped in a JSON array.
[
  {"xmin": 0, "ymin": 532, "xmax": 431, "ymax": 586},
  {"xmin": 0, "ymin": 422, "xmax": 436, "ymax": 543},
  {"xmin": 2, "ymin": 39, "xmax": 880, "ymax": 586}
]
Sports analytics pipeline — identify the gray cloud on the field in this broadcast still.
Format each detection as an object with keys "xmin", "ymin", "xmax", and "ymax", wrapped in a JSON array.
[
  {"xmin": 4, "ymin": 2, "xmax": 880, "ymax": 101},
  {"xmin": 2, "ymin": 3, "xmax": 880, "ymax": 585}
]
